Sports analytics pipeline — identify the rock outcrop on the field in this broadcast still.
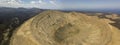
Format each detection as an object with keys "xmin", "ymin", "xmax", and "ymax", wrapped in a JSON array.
[{"xmin": 9, "ymin": 11, "xmax": 120, "ymax": 45}]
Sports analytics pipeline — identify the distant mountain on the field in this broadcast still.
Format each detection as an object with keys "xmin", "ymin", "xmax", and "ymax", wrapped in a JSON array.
[
  {"xmin": 0, "ymin": 7, "xmax": 45, "ymax": 23},
  {"xmin": 62, "ymin": 8, "xmax": 120, "ymax": 14},
  {"xmin": 0, "ymin": 7, "xmax": 45, "ymax": 45}
]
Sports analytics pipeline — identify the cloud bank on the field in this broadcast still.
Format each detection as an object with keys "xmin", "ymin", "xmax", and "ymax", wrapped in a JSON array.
[
  {"xmin": 0, "ymin": 0, "xmax": 62, "ymax": 9},
  {"xmin": 0, "ymin": 0, "xmax": 120, "ymax": 10}
]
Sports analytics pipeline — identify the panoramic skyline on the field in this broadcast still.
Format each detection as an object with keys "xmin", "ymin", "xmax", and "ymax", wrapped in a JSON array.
[{"xmin": 0, "ymin": 0, "xmax": 120, "ymax": 10}]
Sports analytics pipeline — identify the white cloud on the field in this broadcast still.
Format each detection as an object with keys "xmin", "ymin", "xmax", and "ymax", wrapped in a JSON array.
[
  {"xmin": 0, "ymin": 0, "xmax": 9, "ymax": 3},
  {"xmin": 30, "ymin": 1, "xmax": 36, "ymax": 4},
  {"xmin": 30, "ymin": 0, "xmax": 45, "ymax": 4},
  {"xmin": 49, "ymin": 0, "xmax": 56, "ymax": 5},
  {"xmin": 0, "ymin": 0, "xmax": 24, "ymax": 8},
  {"xmin": 18, "ymin": 0, "xmax": 22, "ymax": 3},
  {"xmin": 38, "ymin": 0, "xmax": 42, "ymax": 3},
  {"xmin": 5, "ymin": 0, "xmax": 20, "ymax": 4},
  {"xmin": 0, "ymin": 0, "xmax": 62, "ymax": 9}
]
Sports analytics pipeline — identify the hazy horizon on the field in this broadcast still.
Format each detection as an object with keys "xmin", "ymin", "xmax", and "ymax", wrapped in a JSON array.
[{"xmin": 0, "ymin": 0, "xmax": 120, "ymax": 10}]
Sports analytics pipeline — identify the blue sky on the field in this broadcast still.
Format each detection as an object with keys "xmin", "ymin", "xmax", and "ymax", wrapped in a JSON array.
[{"xmin": 0, "ymin": 0, "xmax": 120, "ymax": 10}]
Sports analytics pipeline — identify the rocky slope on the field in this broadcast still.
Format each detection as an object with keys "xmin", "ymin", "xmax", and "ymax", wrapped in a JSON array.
[{"xmin": 9, "ymin": 10, "xmax": 120, "ymax": 45}]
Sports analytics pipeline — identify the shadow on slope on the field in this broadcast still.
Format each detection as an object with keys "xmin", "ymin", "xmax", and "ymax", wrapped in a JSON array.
[{"xmin": 0, "ymin": 7, "xmax": 45, "ymax": 45}]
